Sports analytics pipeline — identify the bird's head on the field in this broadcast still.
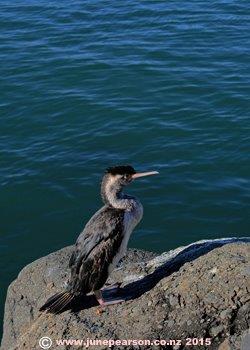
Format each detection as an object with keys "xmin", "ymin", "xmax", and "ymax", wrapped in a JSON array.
[
  {"xmin": 105, "ymin": 165, "xmax": 158, "ymax": 186},
  {"xmin": 101, "ymin": 165, "xmax": 159, "ymax": 205}
]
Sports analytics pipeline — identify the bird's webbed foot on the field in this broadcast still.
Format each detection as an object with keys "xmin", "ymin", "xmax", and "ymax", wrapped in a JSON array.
[{"xmin": 94, "ymin": 290, "xmax": 125, "ymax": 309}]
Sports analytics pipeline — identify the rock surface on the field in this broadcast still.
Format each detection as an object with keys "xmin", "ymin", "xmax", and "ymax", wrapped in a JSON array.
[{"xmin": 1, "ymin": 238, "xmax": 249, "ymax": 350}]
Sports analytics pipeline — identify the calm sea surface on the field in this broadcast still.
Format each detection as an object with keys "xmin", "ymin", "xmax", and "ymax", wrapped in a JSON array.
[{"xmin": 0, "ymin": 0, "xmax": 249, "ymax": 333}]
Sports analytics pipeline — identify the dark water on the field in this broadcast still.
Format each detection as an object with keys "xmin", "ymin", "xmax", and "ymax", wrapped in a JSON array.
[{"xmin": 0, "ymin": 0, "xmax": 250, "ymax": 334}]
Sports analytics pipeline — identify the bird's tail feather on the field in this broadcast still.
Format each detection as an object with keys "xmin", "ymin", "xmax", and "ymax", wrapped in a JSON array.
[{"xmin": 39, "ymin": 291, "xmax": 75, "ymax": 314}]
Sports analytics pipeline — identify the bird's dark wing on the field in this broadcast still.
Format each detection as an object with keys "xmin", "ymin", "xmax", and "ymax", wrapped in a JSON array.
[{"xmin": 67, "ymin": 206, "xmax": 124, "ymax": 295}]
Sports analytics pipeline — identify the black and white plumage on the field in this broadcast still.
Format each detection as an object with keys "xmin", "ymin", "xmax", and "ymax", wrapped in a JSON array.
[{"xmin": 40, "ymin": 165, "xmax": 158, "ymax": 313}]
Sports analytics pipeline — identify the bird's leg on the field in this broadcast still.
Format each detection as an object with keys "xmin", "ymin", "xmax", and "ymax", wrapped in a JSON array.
[
  {"xmin": 94, "ymin": 290, "xmax": 125, "ymax": 307},
  {"xmin": 94, "ymin": 290, "xmax": 105, "ymax": 307}
]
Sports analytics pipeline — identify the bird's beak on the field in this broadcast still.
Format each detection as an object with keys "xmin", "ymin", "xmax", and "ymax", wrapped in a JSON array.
[{"xmin": 132, "ymin": 171, "xmax": 159, "ymax": 179}]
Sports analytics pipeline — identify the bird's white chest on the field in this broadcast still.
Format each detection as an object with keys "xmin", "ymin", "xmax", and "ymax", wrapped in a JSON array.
[{"xmin": 108, "ymin": 202, "xmax": 143, "ymax": 274}]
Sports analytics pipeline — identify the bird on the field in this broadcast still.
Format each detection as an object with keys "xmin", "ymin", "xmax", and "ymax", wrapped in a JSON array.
[{"xmin": 39, "ymin": 165, "xmax": 158, "ymax": 313}]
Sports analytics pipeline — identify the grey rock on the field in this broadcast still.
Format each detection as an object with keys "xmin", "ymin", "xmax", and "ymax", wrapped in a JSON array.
[
  {"xmin": 167, "ymin": 319, "xmax": 175, "ymax": 327},
  {"xmin": 220, "ymin": 309, "xmax": 232, "ymax": 320},
  {"xmin": 168, "ymin": 294, "xmax": 179, "ymax": 307},
  {"xmin": 210, "ymin": 324, "xmax": 224, "ymax": 337},
  {"xmin": 218, "ymin": 339, "xmax": 231, "ymax": 350},
  {"xmin": 1, "ymin": 237, "xmax": 250, "ymax": 350},
  {"xmin": 241, "ymin": 330, "xmax": 250, "ymax": 350}
]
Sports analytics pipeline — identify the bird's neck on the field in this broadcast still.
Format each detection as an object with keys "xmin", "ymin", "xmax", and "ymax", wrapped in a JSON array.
[
  {"xmin": 108, "ymin": 191, "xmax": 137, "ymax": 210},
  {"xmin": 101, "ymin": 185, "xmax": 136, "ymax": 210}
]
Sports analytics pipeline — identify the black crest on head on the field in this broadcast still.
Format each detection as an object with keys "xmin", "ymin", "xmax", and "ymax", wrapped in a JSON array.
[{"xmin": 106, "ymin": 165, "xmax": 136, "ymax": 175}]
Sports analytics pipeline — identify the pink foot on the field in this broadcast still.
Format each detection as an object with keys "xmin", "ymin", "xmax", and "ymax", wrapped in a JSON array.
[
  {"xmin": 97, "ymin": 298, "xmax": 125, "ymax": 307},
  {"xmin": 95, "ymin": 290, "xmax": 125, "ymax": 308}
]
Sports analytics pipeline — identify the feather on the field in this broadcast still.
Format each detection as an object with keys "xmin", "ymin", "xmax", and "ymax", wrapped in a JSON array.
[{"xmin": 39, "ymin": 292, "xmax": 74, "ymax": 314}]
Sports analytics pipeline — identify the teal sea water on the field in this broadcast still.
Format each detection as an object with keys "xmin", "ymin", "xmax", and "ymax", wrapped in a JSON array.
[{"xmin": 0, "ymin": 0, "xmax": 249, "ymax": 333}]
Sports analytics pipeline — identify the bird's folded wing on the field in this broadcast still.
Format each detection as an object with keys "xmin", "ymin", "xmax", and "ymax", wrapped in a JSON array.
[{"xmin": 67, "ymin": 207, "xmax": 124, "ymax": 294}]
